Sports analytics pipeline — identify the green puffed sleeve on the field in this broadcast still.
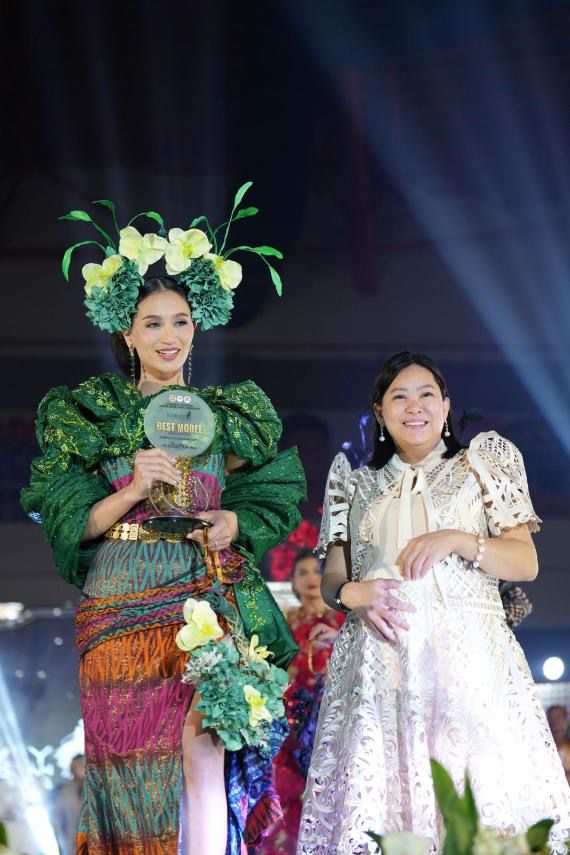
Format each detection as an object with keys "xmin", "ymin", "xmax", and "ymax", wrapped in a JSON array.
[
  {"xmin": 209, "ymin": 380, "xmax": 281, "ymax": 466},
  {"xmin": 20, "ymin": 386, "xmax": 111, "ymax": 588},
  {"xmin": 223, "ymin": 446, "xmax": 306, "ymax": 669},
  {"xmin": 222, "ymin": 447, "xmax": 306, "ymax": 565}
]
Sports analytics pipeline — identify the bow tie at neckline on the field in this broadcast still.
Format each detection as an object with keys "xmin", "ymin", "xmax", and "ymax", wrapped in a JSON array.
[
  {"xmin": 388, "ymin": 440, "xmax": 446, "ymax": 548},
  {"xmin": 391, "ymin": 439, "xmax": 447, "ymax": 474}
]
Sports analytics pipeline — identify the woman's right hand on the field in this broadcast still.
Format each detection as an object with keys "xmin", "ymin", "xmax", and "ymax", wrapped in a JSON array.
[
  {"xmin": 127, "ymin": 449, "xmax": 182, "ymax": 502},
  {"xmin": 340, "ymin": 579, "xmax": 416, "ymax": 643}
]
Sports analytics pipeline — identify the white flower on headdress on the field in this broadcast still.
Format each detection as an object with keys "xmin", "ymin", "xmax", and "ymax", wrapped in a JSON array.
[
  {"xmin": 118, "ymin": 226, "xmax": 168, "ymax": 276},
  {"xmin": 205, "ymin": 254, "xmax": 243, "ymax": 291},
  {"xmin": 165, "ymin": 228, "xmax": 212, "ymax": 275},
  {"xmin": 82, "ymin": 254, "xmax": 124, "ymax": 296}
]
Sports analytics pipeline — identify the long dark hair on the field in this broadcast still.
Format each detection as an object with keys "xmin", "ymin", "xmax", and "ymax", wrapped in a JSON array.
[
  {"xmin": 369, "ymin": 351, "xmax": 464, "ymax": 469},
  {"xmin": 110, "ymin": 276, "xmax": 190, "ymax": 383}
]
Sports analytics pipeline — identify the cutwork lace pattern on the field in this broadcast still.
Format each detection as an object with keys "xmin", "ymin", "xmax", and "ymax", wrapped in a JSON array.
[{"xmin": 300, "ymin": 433, "xmax": 569, "ymax": 855}]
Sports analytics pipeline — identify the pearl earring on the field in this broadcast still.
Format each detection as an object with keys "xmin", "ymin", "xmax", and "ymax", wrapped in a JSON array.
[
  {"xmin": 379, "ymin": 424, "xmax": 386, "ymax": 442},
  {"xmin": 443, "ymin": 420, "xmax": 450, "ymax": 438}
]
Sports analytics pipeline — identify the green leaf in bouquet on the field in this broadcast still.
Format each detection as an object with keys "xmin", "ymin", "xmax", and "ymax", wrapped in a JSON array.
[
  {"xmin": 430, "ymin": 759, "xmax": 458, "ymax": 819},
  {"xmin": 461, "ymin": 775, "xmax": 478, "ymax": 827},
  {"xmin": 0, "ymin": 820, "xmax": 8, "ymax": 846},
  {"xmin": 526, "ymin": 818, "xmax": 554, "ymax": 851},
  {"xmin": 442, "ymin": 814, "xmax": 473, "ymax": 855}
]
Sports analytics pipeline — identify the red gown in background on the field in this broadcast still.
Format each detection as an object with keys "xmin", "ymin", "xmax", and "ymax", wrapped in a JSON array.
[{"xmin": 259, "ymin": 607, "xmax": 345, "ymax": 855}]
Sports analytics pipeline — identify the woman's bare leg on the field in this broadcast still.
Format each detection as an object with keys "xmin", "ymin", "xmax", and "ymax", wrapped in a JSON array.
[{"xmin": 182, "ymin": 692, "xmax": 227, "ymax": 855}]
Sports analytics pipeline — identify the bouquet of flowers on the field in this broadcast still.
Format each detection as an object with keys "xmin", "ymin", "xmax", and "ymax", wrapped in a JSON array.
[
  {"xmin": 367, "ymin": 760, "xmax": 556, "ymax": 855},
  {"xmin": 175, "ymin": 596, "xmax": 288, "ymax": 753}
]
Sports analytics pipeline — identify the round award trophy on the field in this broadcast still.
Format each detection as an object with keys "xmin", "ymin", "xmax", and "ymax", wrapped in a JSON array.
[{"xmin": 141, "ymin": 389, "xmax": 216, "ymax": 537}]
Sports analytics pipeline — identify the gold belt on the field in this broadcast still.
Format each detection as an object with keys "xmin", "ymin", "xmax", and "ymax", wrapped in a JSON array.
[
  {"xmin": 105, "ymin": 522, "xmax": 184, "ymax": 544},
  {"xmin": 104, "ymin": 521, "xmax": 225, "ymax": 582}
]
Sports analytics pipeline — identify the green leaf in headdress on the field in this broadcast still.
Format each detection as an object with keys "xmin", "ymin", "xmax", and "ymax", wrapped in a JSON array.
[
  {"xmin": 249, "ymin": 245, "xmax": 283, "ymax": 258},
  {"xmin": 233, "ymin": 181, "xmax": 253, "ymax": 208},
  {"xmin": 61, "ymin": 240, "xmax": 107, "ymax": 281},
  {"xmin": 234, "ymin": 206, "xmax": 259, "ymax": 220},
  {"xmin": 127, "ymin": 210, "xmax": 166, "ymax": 236},
  {"xmin": 267, "ymin": 262, "xmax": 283, "ymax": 297},
  {"xmin": 59, "ymin": 209, "xmax": 117, "ymax": 250},
  {"xmin": 219, "ymin": 181, "xmax": 254, "ymax": 254},
  {"xmin": 59, "ymin": 209, "xmax": 91, "ymax": 222},
  {"xmin": 224, "ymin": 244, "xmax": 283, "ymax": 260},
  {"xmin": 93, "ymin": 199, "xmax": 120, "ymax": 236}
]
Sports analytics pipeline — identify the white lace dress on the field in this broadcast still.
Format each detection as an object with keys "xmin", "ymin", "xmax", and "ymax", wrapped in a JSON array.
[{"xmin": 297, "ymin": 432, "xmax": 570, "ymax": 854}]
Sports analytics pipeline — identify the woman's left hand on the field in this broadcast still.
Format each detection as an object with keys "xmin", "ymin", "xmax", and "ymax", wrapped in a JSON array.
[
  {"xmin": 308, "ymin": 622, "xmax": 339, "ymax": 647},
  {"xmin": 397, "ymin": 529, "xmax": 460, "ymax": 580},
  {"xmin": 187, "ymin": 510, "xmax": 238, "ymax": 551}
]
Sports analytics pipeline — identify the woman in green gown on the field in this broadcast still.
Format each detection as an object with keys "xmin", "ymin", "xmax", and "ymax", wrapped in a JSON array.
[{"xmin": 21, "ymin": 191, "xmax": 305, "ymax": 855}]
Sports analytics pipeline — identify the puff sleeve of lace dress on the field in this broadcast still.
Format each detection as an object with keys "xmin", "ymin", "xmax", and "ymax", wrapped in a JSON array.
[
  {"xmin": 466, "ymin": 431, "xmax": 541, "ymax": 536},
  {"xmin": 20, "ymin": 385, "xmax": 111, "ymax": 588},
  {"xmin": 316, "ymin": 452, "xmax": 355, "ymax": 558}
]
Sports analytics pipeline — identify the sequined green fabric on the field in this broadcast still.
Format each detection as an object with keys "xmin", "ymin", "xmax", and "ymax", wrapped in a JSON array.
[{"xmin": 21, "ymin": 373, "xmax": 306, "ymax": 592}]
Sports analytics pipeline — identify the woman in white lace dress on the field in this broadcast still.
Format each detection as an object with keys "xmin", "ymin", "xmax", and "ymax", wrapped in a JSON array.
[{"xmin": 297, "ymin": 352, "xmax": 570, "ymax": 854}]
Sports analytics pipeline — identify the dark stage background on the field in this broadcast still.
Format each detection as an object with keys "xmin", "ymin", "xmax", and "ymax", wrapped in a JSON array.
[{"xmin": 0, "ymin": 0, "xmax": 569, "ymax": 809}]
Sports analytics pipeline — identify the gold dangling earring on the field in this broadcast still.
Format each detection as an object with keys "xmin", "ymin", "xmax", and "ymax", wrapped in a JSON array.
[{"xmin": 187, "ymin": 343, "xmax": 193, "ymax": 386}]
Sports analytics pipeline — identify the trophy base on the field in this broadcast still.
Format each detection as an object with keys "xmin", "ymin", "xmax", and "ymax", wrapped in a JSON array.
[{"xmin": 141, "ymin": 515, "xmax": 212, "ymax": 537}]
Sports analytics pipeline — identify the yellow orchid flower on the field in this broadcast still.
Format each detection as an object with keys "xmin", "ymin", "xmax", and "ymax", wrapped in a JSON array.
[
  {"xmin": 206, "ymin": 253, "xmax": 243, "ymax": 291},
  {"xmin": 82, "ymin": 254, "xmax": 124, "ymax": 296},
  {"xmin": 243, "ymin": 684, "xmax": 272, "ymax": 728},
  {"xmin": 247, "ymin": 634, "xmax": 271, "ymax": 664},
  {"xmin": 118, "ymin": 226, "xmax": 168, "ymax": 275},
  {"xmin": 165, "ymin": 228, "xmax": 212, "ymax": 275},
  {"xmin": 176, "ymin": 598, "xmax": 223, "ymax": 652}
]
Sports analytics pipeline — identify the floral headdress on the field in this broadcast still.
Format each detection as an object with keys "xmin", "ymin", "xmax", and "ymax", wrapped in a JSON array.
[{"xmin": 60, "ymin": 181, "xmax": 283, "ymax": 332}]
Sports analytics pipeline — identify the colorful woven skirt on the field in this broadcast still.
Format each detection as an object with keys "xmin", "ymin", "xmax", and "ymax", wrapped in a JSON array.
[{"xmin": 75, "ymin": 582, "xmax": 284, "ymax": 854}]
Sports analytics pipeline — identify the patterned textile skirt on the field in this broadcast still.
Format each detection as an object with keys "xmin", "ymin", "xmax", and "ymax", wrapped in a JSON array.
[
  {"xmin": 297, "ymin": 573, "xmax": 570, "ymax": 855},
  {"xmin": 75, "ymin": 581, "xmax": 284, "ymax": 855}
]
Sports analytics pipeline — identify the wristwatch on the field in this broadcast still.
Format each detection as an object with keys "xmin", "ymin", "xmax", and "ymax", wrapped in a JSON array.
[{"xmin": 334, "ymin": 581, "xmax": 351, "ymax": 613}]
